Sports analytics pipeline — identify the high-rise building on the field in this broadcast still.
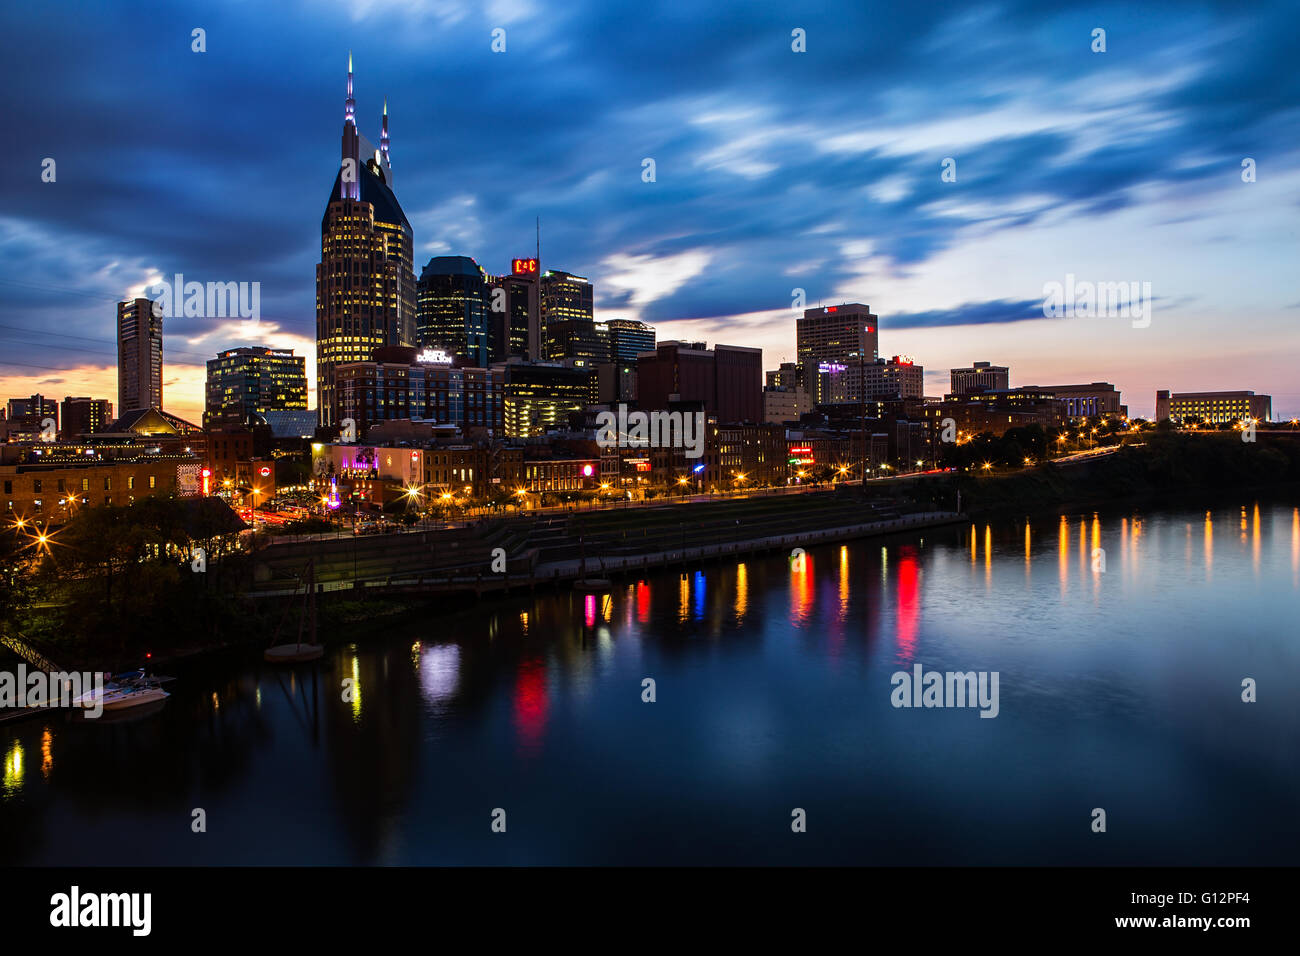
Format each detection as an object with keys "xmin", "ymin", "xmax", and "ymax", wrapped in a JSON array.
[
  {"xmin": 117, "ymin": 298, "xmax": 163, "ymax": 414},
  {"xmin": 1155, "ymin": 389, "xmax": 1271, "ymax": 424},
  {"xmin": 636, "ymin": 341, "xmax": 763, "ymax": 423},
  {"xmin": 416, "ymin": 256, "xmax": 491, "ymax": 367},
  {"xmin": 545, "ymin": 319, "xmax": 610, "ymax": 366},
  {"xmin": 7, "ymin": 394, "xmax": 58, "ymax": 424},
  {"xmin": 950, "ymin": 361, "xmax": 1009, "ymax": 396},
  {"xmin": 60, "ymin": 397, "xmax": 113, "ymax": 438},
  {"xmin": 316, "ymin": 55, "xmax": 415, "ymax": 427},
  {"xmin": 204, "ymin": 347, "xmax": 308, "ymax": 427},
  {"xmin": 487, "ymin": 258, "xmax": 542, "ymax": 361},
  {"xmin": 605, "ymin": 319, "xmax": 655, "ymax": 364},
  {"xmin": 540, "ymin": 270, "xmax": 593, "ymax": 355},
  {"xmin": 796, "ymin": 304, "xmax": 878, "ymax": 405}
]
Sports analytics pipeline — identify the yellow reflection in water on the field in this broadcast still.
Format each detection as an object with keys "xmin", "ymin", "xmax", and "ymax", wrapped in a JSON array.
[
  {"xmin": 1252, "ymin": 503, "xmax": 1261, "ymax": 573},
  {"xmin": 735, "ymin": 563, "xmax": 748, "ymax": 621},
  {"xmin": 970, "ymin": 524, "xmax": 977, "ymax": 566},
  {"xmin": 41, "ymin": 728, "xmax": 52, "ymax": 778},
  {"xmin": 1292, "ymin": 508, "xmax": 1299, "ymax": 584},
  {"xmin": 1059, "ymin": 516, "xmax": 1069, "ymax": 593},
  {"xmin": 1204, "ymin": 510, "xmax": 1214, "ymax": 579},
  {"xmin": 679, "ymin": 574, "xmax": 690, "ymax": 623},
  {"xmin": 350, "ymin": 654, "xmax": 362, "ymax": 722},
  {"xmin": 839, "ymin": 546, "xmax": 850, "ymax": 620},
  {"xmin": 3, "ymin": 740, "xmax": 22, "ymax": 791}
]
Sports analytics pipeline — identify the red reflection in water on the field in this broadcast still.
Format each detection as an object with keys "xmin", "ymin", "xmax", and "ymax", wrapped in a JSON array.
[
  {"xmin": 513, "ymin": 657, "xmax": 548, "ymax": 754},
  {"xmin": 636, "ymin": 581, "xmax": 651, "ymax": 623},
  {"xmin": 790, "ymin": 553, "xmax": 814, "ymax": 625},
  {"xmin": 896, "ymin": 546, "xmax": 920, "ymax": 662}
]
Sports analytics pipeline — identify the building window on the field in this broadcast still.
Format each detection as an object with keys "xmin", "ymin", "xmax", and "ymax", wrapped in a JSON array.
[
  {"xmin": 81, "ymin": 478, "xmax": 90, "ymax": 491},
  {"xmin": 33, "ymin": 480, "xmax": 42, "ymax": 493},
  {"xmin": 128, "ymin": 476, "xmax": 135, "ymax": 490},
  {"xmin": 104, "ymin": 477, "xmax": 111, "ymax": 490},
  {"xmin": 148, "ymin": 476, "xmax": 156, "ymax": 489},
  {"xmin": 2, "ymin": 481, "xmax": 9, "ymax": 495}
]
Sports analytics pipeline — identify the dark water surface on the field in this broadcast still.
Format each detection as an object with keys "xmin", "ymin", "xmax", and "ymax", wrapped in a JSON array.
[{"xmin": 3, "ymin": 500, "xmax": 1298, "ymax": 865}]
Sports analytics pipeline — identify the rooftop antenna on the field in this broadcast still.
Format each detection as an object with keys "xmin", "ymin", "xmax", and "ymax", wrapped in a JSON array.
[{"xmin": 536, "ymin": 217, "xmax": 541, "ymax": 263}]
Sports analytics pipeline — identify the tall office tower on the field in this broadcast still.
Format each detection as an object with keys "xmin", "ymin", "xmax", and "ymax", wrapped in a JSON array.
[
  {"xmin": 7, "ymin": 394, "xmax": 58, "ymax": 423},
  {"xmin": 316, "ymin": 55, "xmax": 415, "ymax": 427},
  {"xmin": 416, "ymin": 256, "xmax": 491, "ymax": 367},
  {"xmin": 950, "ymin": 361, "xmax": 1009, "ymax": 396},
  {"xmin": 605, "ymin": 319, "xmax": 655, "ymax": 364},
  {"xmin": 795, "ymin": 304, "xmax": 878, "ymax": 405},
  {"xmin": 540, "ymin": 270, "xmax": 593, "ymax": 357},
  {"xmin": 117, "ymin": 297, "xmax": 163, "ymax": 414},
  {"xmin": 205, "ymin": 347, "xmax": 309, "ymax": 427},
  {"xmin": 487, "ymin": 257, "xmax": 542, "ymax": 361},
  {"xmin": 545, "ymin": 319, "xmax": 610, "ymax": 366},
  {"xmin": 59, "ymin": 397, "xmax": 112, "ymax": 438}
]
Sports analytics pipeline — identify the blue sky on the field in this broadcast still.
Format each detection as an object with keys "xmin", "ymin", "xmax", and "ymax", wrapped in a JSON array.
[{"xmin": 2, "ymin": 0, "xmax": 1298, "ymax": 423}]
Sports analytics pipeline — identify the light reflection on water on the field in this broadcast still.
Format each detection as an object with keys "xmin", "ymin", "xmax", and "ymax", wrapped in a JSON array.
[{"xmin": 2, "ymin": 500, "xmax": 1298, "ymax": 866}]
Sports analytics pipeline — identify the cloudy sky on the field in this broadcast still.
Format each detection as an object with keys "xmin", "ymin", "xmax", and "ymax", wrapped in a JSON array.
[{"xmin": 3, "ymin": 0, "xmax": 1298, "ymax": 425}]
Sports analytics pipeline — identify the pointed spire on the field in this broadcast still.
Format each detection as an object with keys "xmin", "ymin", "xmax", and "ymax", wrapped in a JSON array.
[
  {"xmin": 344, "ymin": 50, "xmax": 355, "ymax": 126},
  {"xmin": 380, "ymin": 96, "xmax": 390, "ymax": 166}
]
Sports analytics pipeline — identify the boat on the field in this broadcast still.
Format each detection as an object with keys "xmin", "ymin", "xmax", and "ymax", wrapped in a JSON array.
[
  {"xmin": 264, "ymin": 559, "xmax": 325, "ymax": 663},
  {"xmin": 73, "ymin": 672, "xmax": 171, "ymax": 713}
]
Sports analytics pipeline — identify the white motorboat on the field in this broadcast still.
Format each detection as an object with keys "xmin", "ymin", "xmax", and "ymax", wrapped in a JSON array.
[{"xmin": 73, "ymin": 672, "xmax": 171, "ymax": 713}]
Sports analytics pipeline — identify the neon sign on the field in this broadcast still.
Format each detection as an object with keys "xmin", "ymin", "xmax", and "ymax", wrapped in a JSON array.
[
  {"xmin": 512, "ymin": 258, "xmax": 539, "ymax": 276},
  {"xmin": 818, "ymin": 362, "xmax": 846, "ymax": 373},
  {"xmin": 416, "ymin": 348, "xmax": 453, "ymax": 365}
]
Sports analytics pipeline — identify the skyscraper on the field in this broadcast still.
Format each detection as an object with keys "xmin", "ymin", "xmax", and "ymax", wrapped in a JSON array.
[
  {"xmin": 117, "ymin": 297, "xmax": 163, "ymax": 414},
  {"xmin": 316, "ymin": 55, "xmax": 415, "ymax": 427},
  {"xmin": 488, "ymin": 258, "xmax": 542, "ymax": 361},
  {"xmin": 205, "ymin": 347, "xmax": 308, "ymax": 427},
  {"xmin": 540, "ymin": 270, "xmax": 593, "ymax": 357},
  {"xmin": 795, "ymin": 304, "xmax": 878, "ymax": 405},
  {"xmin": 605, "ymin": 319, "xmax": 655, "ymax": 364},
  {"xmin": 416, "ymin": 256, "xmax": 490, "ymax": 367}
]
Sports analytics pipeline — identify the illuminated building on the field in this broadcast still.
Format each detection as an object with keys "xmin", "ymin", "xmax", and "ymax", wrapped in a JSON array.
[
  {"xmin": 1155, "ymin": 389, "xmax": 1272, "ymax": 424},
  {"xmin": 204, "ymin": 347, "xmax": 308, "ymax": 427},
  {"xmin": 58, "ymin": 397, "xmax": 112, "ymax": 439},
  {"xmin": 501, "ymin": 360, "xmax": 595, "ymax": 438},
  {"xmin": 604, "ymin": 319, "xmax": 655, "ymax": 364},
  {"xmin": 117, "ymin": 298, "xmax": 163, "ymax": 414},
  {"xmin": 316, "ymin": 55, "xmax": 415, "ymax": 427},
  {"xmin": 826, "ymin": 355, "xmax": 924, "ymax": 404},
  {"xmin": 950, "ymin": 361, "xmax": 1009, "ymax": 397},
  {"xmin": 796, "ymin": 305, "xmax": 879, "ymax": 405},
  {"xmin": 333, "ymin": 346, "xmax": 503, "ymax": 434},
  {"xmin": 1033, "ymin": 382, "xmax": 1125, "ymax": 419},
  {"xmin": 416, "ymin": 256, "xmax": 491, "ymax": 367},
  {"xmin": 487, "ymin": 259, "xmax": 542, "ymax": 361}
]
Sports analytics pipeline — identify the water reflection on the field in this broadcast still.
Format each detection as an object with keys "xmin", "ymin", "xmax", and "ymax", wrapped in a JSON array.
[{"xmin": 3, "ymin": 499, "xmax": 1298, "ymax": 866}]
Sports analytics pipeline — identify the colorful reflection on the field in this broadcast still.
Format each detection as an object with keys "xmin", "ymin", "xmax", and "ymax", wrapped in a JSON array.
[
  {"xmin": 41, "ymin": 728, "xmax": 53, "ymax": 778},
  {"xmin": 2, "ymin": 740, "xmax": 22, "ymax": 793},
  {"xmin": 734, "ymin": 563, "xmax": 748, "ymax": 622},
  {"xmin": 636, "ymin": 581, "xmax": 651, "ymax": 624},
  {"xmin": 790, "ymin": 549, "xmax": 813, "ymax": 625},
  {"xmin": 349, "ymin": 654, "xmax": 362, "ymax": 723},
  {"xmin": 895, "ymin": 546, "xmax": 920, "ymax": 663},
  {"xmin": 513, "ymin": 657, "xmax": 548, "ymax": 754}
]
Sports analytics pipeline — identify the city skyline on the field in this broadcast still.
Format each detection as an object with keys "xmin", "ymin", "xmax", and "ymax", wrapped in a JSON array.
[{"xmin": 2, "ymin": 1, "xmax": 1298, "ymax": 425}]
